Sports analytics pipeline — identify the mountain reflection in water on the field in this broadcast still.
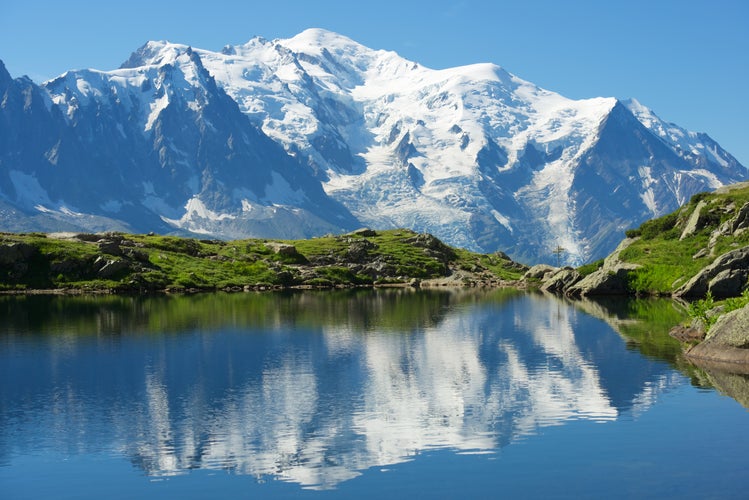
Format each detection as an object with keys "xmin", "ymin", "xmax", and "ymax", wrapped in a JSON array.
[{"xmin": 0, "ymin": 290, "xmax": 690, "ymax": 489}]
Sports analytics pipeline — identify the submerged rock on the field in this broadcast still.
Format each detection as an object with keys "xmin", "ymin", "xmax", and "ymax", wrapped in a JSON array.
[{"xmin": 669, "ymin": 325, "xmax": 705, "ymax": 343}]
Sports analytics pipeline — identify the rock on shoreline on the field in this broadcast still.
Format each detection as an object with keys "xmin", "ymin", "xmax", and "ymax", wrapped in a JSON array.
[{"xmin": 684, "ymin": 304, "xmax": 749, "ymax": 366}]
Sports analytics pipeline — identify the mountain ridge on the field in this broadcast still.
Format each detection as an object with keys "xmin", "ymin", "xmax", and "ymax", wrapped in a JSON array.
[{"xmin": 1, "ymin": 28, "xmax": 745, "ymax": 264}]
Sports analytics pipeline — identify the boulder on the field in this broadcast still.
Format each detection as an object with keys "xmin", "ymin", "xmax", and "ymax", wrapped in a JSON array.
[
  {"xmin": 567, "ymin": 263, "xmax": 638, "ymax": 296},
  {"xmin": 264, "ymin": 242, "xmax": 299, "ymax": 256},
  {"xmin": 350, "ymin": 228, "xmax": 377, "ymax": 237},
  {"xmin": 524, "ymin": 264, "xmax": 556, "ymax": 281},
  {"xmin": 95, "ymin": 257, "xmax": 131, "ymax": 279},
  {"xmin": 708, "ymin": 201, "xmax": 749, "ymax": 251},
  {"xmin": 405, "ymin": 233, "xmax": 456, "ymax": 261},
  {"xmin": 540, "ymin": 268, "xmax": 581, "ymax": 294},
  {"xmin": 686, "ymin": 304, "xmax": 749, "ymax": 365},
  {"xmin": 708, "ymin": 269, "xmax": 748, "ymax": 298},
  {"xmin": 674, "ymin": 246, "xmax": 749, "ymax": 298},
  {"xmin": 97, "ymin": 239, "xmax": 122, "ymax": 256},
  {"xmin": 680, "ymin": 200, "xmax": 707, "ymax": 240},
  {"xmin": 346, "ymin": 239, "xmax": 377, "ymax": 262}
]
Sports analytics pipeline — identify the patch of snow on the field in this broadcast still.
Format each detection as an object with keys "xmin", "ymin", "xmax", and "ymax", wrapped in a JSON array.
[
  {"xmin": 59, "ymin": 206, "xmax": 83, "ymax": 216},
  {"xmin": 491, "ymin": 210, "xmax": 513, "ymax": 233},
  {"xmin": 182, "ymin": 197, "xmax": 235, "ymax": 222},
  {"xmin": 707, "ymin": 144, "xmax": 729, "ymax": 169},
  {"xmin": 9, "ymin": 170, "xmax": 53, "ymax": 207},
  {"xmin": 638, "ymin": 166, "xmax": 657, "ymax": 215},
  {"xmin": 145, "ymin": 92, "xmax": 169, "ymax": 131},
  {"xmin": 262, "ymin": 172, "xmax": 307, "ymax": 204}
]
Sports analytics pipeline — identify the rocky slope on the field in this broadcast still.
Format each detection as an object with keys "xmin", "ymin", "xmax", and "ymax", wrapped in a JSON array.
[{"xmin": 1, "ymin": 29, "xmax": 746, "ymax": 264}]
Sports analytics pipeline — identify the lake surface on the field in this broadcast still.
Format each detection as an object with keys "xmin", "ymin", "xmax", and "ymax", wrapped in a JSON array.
[{"xmin": 1, "ymin": 289, "xmax": 747, "ymax": 499}]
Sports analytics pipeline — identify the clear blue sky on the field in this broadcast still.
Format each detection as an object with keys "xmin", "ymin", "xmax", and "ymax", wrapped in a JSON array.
[{"xmin": 2, "ymin": 0, "xmax": 748, "ymax": 166}]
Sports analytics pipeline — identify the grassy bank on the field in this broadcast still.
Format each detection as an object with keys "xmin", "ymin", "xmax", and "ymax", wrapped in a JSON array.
[
  {"xmin": 617, "ymin": 183, "xmax": 749, "ymax": 295},
  {"xmin": 0, "ymin": 229, "xmax": 527, "ymax": 293}
]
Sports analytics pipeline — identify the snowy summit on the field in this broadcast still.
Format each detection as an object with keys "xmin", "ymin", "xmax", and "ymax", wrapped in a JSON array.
[{"xmin": 0, "ymin": 29, "xmax": 745, "ymax": 264}]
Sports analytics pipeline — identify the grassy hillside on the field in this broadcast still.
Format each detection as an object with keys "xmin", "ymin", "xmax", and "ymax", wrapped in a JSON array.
[
  {"xmin": 0, "ymin": 229, "xmax": 526, "ymax": 293},
  {"xmin": 617, "ymin": 182, "xmax": 749, "ymax": 295}
]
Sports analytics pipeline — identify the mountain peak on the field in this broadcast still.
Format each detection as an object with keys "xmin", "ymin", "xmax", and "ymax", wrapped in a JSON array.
[
  {"xmin": 0, "ymin": 59, "xmax": 11, "ymax": 88},
  {"xmin": 280, "ymin": 28, "xmax": 376, "ymax": 63},
  {"xmin": 2, "ymin": 30, "xmax": 746, "ymax": 265},
  {"xmin": 284, "ymin": 28, "xmax": 361, "ymax": 50},
  {"xmin": 119, "ymin": 40, "xmax": 190, "ymax": 69}
]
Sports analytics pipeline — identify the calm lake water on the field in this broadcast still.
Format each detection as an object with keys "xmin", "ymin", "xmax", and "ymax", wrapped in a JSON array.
[{"xmin": 1, "ymin": 289, "xmax": 747, "ymax": 499}]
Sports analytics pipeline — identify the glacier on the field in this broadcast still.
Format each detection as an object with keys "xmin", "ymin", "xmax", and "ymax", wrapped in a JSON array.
[{"xmin": 0, "ymin": 29, "xmax": 745, "ymax": 264}]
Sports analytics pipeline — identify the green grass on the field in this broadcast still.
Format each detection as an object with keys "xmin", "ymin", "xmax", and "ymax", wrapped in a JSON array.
[
  {"xmin": 620, "ymin": 233, "xmax": 710, "ymax": 294},
  {"xmin": 614, "ymin": 184, "xmax": 749, "ymax": 295},
  {"xmin": 0, "ymin": 228, "xmax": 527, "ymax": 292},
  {"xmin": 578, "ymin": 258, "xmax": 604, "ymax": 277}
]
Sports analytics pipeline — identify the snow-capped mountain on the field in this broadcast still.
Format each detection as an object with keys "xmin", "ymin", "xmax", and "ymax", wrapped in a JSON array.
[{"xmin": 1, "ymin": 29, "xmax": 745, "ymax": 263}]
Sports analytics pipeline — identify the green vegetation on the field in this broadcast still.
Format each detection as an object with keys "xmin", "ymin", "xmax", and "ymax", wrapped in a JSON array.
[
  {"xmin": 618, "ymin": 183, "xmax": 749, "ymax": 295},
  {"xmin": 0, "ymin": 229, "xmax": 527, "ymax": 293},
  {"xmin": 687, "ymin": 291, "xmax": 718, "ymax": 330},
  {"xmin": 687, "ymin": 289, "xmax": 749, "ymax": 332},
  {"xmin": 577, "ymin": 258, "xmax": 604, "ymax": 277}
]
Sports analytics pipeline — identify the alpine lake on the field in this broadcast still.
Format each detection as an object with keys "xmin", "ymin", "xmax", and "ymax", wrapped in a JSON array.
[{"xmin": 1, "ymin": 289, "xmax": 747, "ymax": 499}]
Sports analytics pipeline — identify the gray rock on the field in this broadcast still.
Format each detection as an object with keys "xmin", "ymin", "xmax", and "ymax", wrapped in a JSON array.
[
  {"xmin": 540, "ymin": 268, "xmax": 582, "ymax": 294},
  {"xmin": 675, "ymin": 245, "xmax": 749, "ymax": 298},
  {"xmin": 346, "ymin": 239, "xmax": 376, "ymax": 262},
  {"xmin": 566, "ymin": 237, "xmax": 640, "ymax": 296},
  {"xmin": 567, "ymin": 263, "xmax": 638, "ymax": 296},
  {"xmin": 708, "ymin": 269, "xmax": 748, "ymax": 298},
  {"xmin": 680, "ymin": 200, "xmax": 707, "ymax": 240},
  {"xmin": 96, "ymin": 258, "xmax": 131, "ymax": 279},
  {"xmin": 692, "ymin": 247, "xmax": 709, "ymax": 260},
  {"xmin": 524, "ymin": 264, "xmax": 556, "ymax": 281},
  {"xmin": 708, "ymin": 201, "xmax": 749, "ymax": 251},
  {"xmin": 97, "ymin": 239, "xmax": 122, "ymax": 256},
  {"xmin": 686, "ymin": 304, "xmax": 749, "ymax": 365},
  {"xmin": 264, "ymin": 242, "xmax": 298, "ymax": 256}
]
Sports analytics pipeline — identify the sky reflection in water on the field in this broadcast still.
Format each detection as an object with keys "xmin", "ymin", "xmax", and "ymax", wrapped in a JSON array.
[{"xmin": 0, "ymin": 290, "xmax": 746, "ymax": 498}]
